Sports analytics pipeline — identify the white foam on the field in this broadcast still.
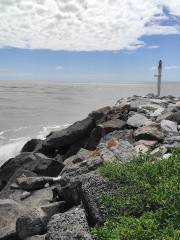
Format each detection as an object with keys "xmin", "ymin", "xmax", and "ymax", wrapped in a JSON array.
[
  {"xmin": 0, "ymin": 139, "xmax": 28, "ymax": 167},
  {"xmin": 0, "ymin": 124, "xmax": 70, "ymax": 167},
  {"xmin": 37, "ymin": 124, "xmax": 70, "ymax": 139}
]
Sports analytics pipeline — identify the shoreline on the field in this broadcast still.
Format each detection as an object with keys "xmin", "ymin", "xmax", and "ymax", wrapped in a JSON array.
[{"xmin": 0, "ymin": 94, "xmax": 180, "ymax": 239}]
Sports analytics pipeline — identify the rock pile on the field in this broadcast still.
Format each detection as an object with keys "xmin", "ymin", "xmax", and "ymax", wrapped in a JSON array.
[{"xmin": 0, "ymin": 94, "xmax": 180, "ymax": 240}]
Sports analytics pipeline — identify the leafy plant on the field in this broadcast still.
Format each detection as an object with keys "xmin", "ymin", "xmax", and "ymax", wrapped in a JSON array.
[{"xmin": 92, "ymin": 148, "xmax": 180, "ymax": 239}]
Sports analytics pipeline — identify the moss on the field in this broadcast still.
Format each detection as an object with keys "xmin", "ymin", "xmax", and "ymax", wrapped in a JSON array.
[{"xmin": 92, "ymin": 148, "xmax": 180, "ymax": 239}]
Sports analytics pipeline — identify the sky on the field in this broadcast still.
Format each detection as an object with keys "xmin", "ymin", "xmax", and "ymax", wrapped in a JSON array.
[{"xmin": 0, "ymin": 0, "xmax": 180, "ymax": 82}]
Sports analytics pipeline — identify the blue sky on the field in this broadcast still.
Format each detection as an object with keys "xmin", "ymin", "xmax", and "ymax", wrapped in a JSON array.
[{"xmin": 0, "ymin": 0, "xmax": 180, "ymax": 82}]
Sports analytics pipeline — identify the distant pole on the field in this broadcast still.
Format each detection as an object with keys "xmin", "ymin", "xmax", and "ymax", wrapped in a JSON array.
[{"xmin": 154, "ymin": 60, "xmax": 162, "ymax": 97}]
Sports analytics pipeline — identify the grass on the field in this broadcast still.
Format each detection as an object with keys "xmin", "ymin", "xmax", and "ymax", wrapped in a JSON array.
[{"xmin": 92, "ymin": 149, "xmax": 180, "ymax": 240}]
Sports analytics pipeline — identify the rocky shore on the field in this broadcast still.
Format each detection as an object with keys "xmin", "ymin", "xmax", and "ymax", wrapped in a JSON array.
[{"xmin": 0, "ymin": 94, "xmax": 180, "ymax": 240}]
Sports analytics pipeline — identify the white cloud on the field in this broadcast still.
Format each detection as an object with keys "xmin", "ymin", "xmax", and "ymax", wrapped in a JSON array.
[
  {"xmin": 56, "ymin": 65, "xmax": 64, "ymax": 70},
  {"xmin": 147, "ymin": 45, "xmax": 159, "ymax": 49},
  {"xmin": 0, "ymin": 0, "xmax": 180, "ymax": 51}
]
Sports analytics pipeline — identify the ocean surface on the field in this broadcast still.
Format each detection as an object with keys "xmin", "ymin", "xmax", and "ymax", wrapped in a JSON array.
[{"xmin": 0, "ymin": 80, "xmax": 180, "ymax": 166}]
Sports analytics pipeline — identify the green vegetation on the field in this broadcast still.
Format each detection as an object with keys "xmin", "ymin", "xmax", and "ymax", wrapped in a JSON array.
[{"xmin": 92, "ymin": 149, "xmax": 180, "ymax": 240}]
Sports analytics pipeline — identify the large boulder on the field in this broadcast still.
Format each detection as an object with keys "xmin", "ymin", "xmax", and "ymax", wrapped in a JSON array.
[
  {"xmin": 89, "ymin": 106, "xmax": 111, "ymax": 124},
  {"xmin": 100, "ymin": 129, "xmax": 134, "ymax": 143},
  {"xmin": 44, "ymin": 117, "xmax": 95, "ymax": 152},
  {"xmin": 134, "ymin": 125, "xmax": 164, "ymax": 141},
  {"xmin": 16, "ymin": 208, "xmax": 47, "ymax": 240},
  {"xmin": 21, "ymin": 139, "xmax": 43, "ymax": 153},
  {"xmin": 0, "ymin": 199, "xmax": 24, "ymax": 240},
  {"xmin": 127, "ymin": 113, "xmax": 149, "ymax": 128},
  {"xmin": 60, "ymin": 155, "xmax": 103, "ymax": 181},
  {"xmin": 98, "ymin": 119, "xmax": 126, "ymax": 134},
  {"xmin": 166, "ymin": 111, "xmax": 180, "ymax": 124},
  {"xmin": 46, "ymin": 207, "xmax": 92, "ymax": 240},
  {"xmin": 80, "ymin": 173, "xmax": 109, "ymax": 226},
  {"xmin": 0, "ymin": 153, "xmax": 63, "ymax": 191},
  {"xmin": 99, "ymin": 139, "xmax": 136, "ymax": 163},
  {"xmin": 161, "ymin": 120, "xmax": 178, "ymax": 134},
  {"xmin": 85, "ymin": 119, "xmax": 126, "ymax": 150}
]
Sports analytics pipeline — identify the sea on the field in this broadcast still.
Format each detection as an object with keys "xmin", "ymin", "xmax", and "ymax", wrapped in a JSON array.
[{"xmin": 0, "ymin": 80, "xmax": 180, "ymax": 166}]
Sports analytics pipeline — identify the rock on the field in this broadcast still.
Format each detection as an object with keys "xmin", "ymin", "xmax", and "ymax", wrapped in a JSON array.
[
  {"xmin": 61, "ymin": 156, "xmax": 103, "ymax": 181},
  {"xmin": 98, "ymin": 119, "xmax": 126, "ymax": 134},
  {"xmin": 85, "ymin": 126, "xmax": 103, "ymax": 150},
  {"xmin": 135, "ymin": 144, "xmax": 149, "ymax": 154},
  {"xmin": 127, "ymin": 113, "xmax": 149, "ymax": 128},
  {"xmin": 166, "ymin": 111, "xmax": 180, "ymax": 124},
  {"xmin": 20, "ymin": 186, "xmax": 54, "ymax": 209},
  {"xmin": 21, "ymin": 139, "xmax": 43, "ymax": 153},
  {"xmin": 164, "ymin": 135, "xmax": 180, "ymax": 144},
  {"xmin": 99, "ymin": 139, "xmax": 136, "ymax": 163},
  {"xmin": 100, "ymin": 129, "xmax": 134, "ymax": 143},
  {"xmin": 0, "ymin": 153, "xmax": 63, "ymax": 191},
  {"xmin": 89, "ymin": 106, "xmax": 111, "ymax": 124},
  {"xmin": 46, "ymin": 207, "xmax": 92, "ymax": 240},
  {"xmin": 16, "ymin": 176, "xmax": 60, "ymax": 191},
  {"xmin": 134, "ymin": 125, "xmax": 164, "ymax": 141},
  {"xmin": 16, "ymin": 208, "xmax": 47, "ymax": 240},
  {"xmin": 80, "ymin": 173, "xmax": 109, "ymax": 226},
  {"xmin": 163, "ymin": 153, "xmax": 172, "ymax": 159},
  {"xmin": 0, "ymin": 199, "xmax": 24, "ymax": 240},
  {"xmin": 136, "ymin": 140, "xmax": 157, "ymax": 147},
  {"xmin": 33, "ymin": 153, "xmax": 64, "ymax": 177},
  {"xmin": 150, "ymin": 146, "xmax": 167, "ymax": 157},
  {"xmin": 164, "ymin": 142, "xmax": 180, "ymax": 150},
  {"xmin": 26, "ymin": 235, "xmax": 46, "ymax": 240},
  {"xmin": 41, "ymin": 201, "xmax": 66, "ymax": 218},
  {"xmin": 150, "ymin": 107, "xmax": 165, "ymax": 117},
  {"xmin": 161, "ymin": 120, "xmax": 178, "ymax": 134},
  {"xmin": 20, "ymin": 191, "xmax": 31, "ymax": 200},
  {"xmin": 44, "ymin": 117, "xmax": 95, "ymax": 151},
  {"xmin": 156, "ymin": 111, "xmax": 173, "ymax": 122},
  {"xmin": 175, "ymin": 101, "xmax": 180, "ymax": 109},
  {"xmin": 178, "ymin": 125, "xmax": 180, "ymax": 131}
]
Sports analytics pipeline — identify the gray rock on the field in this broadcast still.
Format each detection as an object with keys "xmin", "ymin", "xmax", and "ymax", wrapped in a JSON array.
[
  {"xmin": 166, "ymin": 111, "xmax": 180, "ymax": 124},
  {"xmin": 150, "ymin": 107, "xmax": 165, "ymax": 117},
  {"xmin": 135, "ymin": 144, "xmax": 149, "ymax": 154},
  {"xmin": 46, "ymin": 207, "xmax": 92, "ymax": 240},
  {"xmin": 134, "ymin": 125, "xmax": 164, "ymax": 141},
  {"xmin": 80, "ymin": 173, "xmax": 109, "ymax": 226},
  {"xmin": 163, "ymin": 153, "xmax": 172, "ymax": 159},
  {"xmin": 164, "ymin": 135, "xmax": 180, "ymax": 144},
  {"xmin": 150, "ymin": 146, "xmax": 167, "ymax": 157},
  {"xmin": 89, "ymin": 106, "xmax": 111, "ymax": 124},
  {"xmin": 85, "ymin": 126, "xmax": 103, "ymax": 150},
  {"xmin": 127, "ymin": 113, "xmax": 149, "ymax": 128},
  {"xmin": 44, "ymin": 117, "xmax": 95, "ymax": 149},
  {"xmin": 41, "ymin": 201, "xmax": 66, "ymax": 218},
  {"xmin": 98, "ymin": 119, "xmax": 126, "ymax": 134},
  {"xmin": 0, "ymin": 153, "xmax": 63, "ymax": 191},
  {"xmin": 0, "ymin": 199, "xmax": 24, "ymax": 240},
  {"xmin": 61, "ymin": 156, "xmax": 103, "ymax": 181},
  {"xmin": 16, "ymin": 176, "xmax": 56, "ymax": 191},
  {"xmin": 99, "ymin": 139, "xmax": 136, "ymax": 163},
  {"xmin": 21, "ymin": 139, "xmax": 43, "ymax": 153},
  {"xmin": 26, "ymin": 235, "xmax": 46, "ymax": 240},
  {"xmin": 100, "ymin": 129, "xmax": 134, "ymax": 143},
  {"xmin": 16, "ymin": 208, "xmax": 47, "ymax": 240},
  {"xmin": 161, "ymin": 120, "xmax": 178, "ymax": 133}
]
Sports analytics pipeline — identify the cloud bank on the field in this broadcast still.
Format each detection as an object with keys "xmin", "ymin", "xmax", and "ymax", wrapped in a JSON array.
[{"xmin": 0, "ymin": 0, "xmax": 180, "ymax": 51}]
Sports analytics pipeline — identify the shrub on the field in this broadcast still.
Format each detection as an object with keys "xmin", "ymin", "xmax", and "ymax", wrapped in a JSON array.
[{"xmin": 92, "ymin": 149, "xmax": 180, "ymax": 239}]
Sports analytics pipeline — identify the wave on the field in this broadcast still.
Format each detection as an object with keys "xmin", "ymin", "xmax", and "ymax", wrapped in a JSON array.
[
  {"xmin": 0, "ymin": 124, "xmax": 69, "ymax": 167},
  {"xmin": 0, "ymin": 139, "xmax": 28, "ymax": 167}
]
